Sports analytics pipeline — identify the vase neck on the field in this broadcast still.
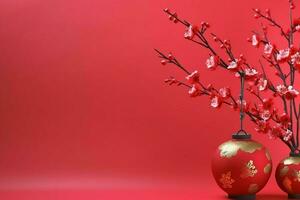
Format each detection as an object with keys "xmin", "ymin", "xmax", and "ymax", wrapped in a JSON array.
[
  {"xmin": 232, "ymin": 133, "xmax": 251, "ymax": 140},
  {"xmin": 290, "ymin": 152, "xmax": 300, "ymax": 157}
]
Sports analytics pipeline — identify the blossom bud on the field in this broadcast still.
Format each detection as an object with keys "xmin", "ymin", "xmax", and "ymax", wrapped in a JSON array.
[
  {"xmin": 268, "ymin": 62, "xmax": 273, "ymax": 67},
  {"xmin": 262, "ymin": 25, "xmax": 267, "ymax": 31},
  {"xmin": 164, "ymin": 79, "xmax": 170, "ymax": 83},
  {"xmin": 168, "ymin": 53, "xmax": 174, "ymax": 60},
  {"xmin": 254, "ymin": 14, "xmax": 260, "ymax": 19},
  {"xmin": 291, "ymin": 3, "xmax": 295, "ymax": 9},
  {"xmin": 161, "ymin": 60, "xmax": 167, "ymax": 65},
  {"xmin": 207, "ymin": 84, "xmax": 213, "ymax": 90}
]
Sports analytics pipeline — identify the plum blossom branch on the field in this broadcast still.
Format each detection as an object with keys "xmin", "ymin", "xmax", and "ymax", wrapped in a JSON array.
[
  {"xmin": 252, "ymin": 8, "xmax": 289, "ymax": 42},
  {"xmin": 156, "ymin": 1, "xmax": 300, "ymax": 153}
]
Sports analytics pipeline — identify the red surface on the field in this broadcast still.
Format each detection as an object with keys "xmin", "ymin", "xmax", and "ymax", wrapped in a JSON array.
[
  {"xmin": 0, "ymin": 0, "xmax": 298, "ymax": 199},
  {"xmin": 0, "ymin": 189, "xmax": 288, "ymax": 200}
]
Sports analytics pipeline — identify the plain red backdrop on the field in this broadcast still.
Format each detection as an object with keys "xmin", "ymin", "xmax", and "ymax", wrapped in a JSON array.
[{"xmin": 0, "ymin": 0, "xmax": 298, "ymax": 199}]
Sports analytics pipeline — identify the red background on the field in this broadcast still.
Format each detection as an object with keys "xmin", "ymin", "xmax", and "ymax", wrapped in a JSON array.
[{"xmin": 0, "ymin": 0, "xmax": 297, "ymax": 199}]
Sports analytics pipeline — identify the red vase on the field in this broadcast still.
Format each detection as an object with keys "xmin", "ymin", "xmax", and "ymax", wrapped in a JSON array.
[
  {"xmin": 211, "ymin": 134, "xmax": 272, "ymax": 200},
  {"xmin": 275, "ymin": 154, "xmax": 300, "ymax": 199}
]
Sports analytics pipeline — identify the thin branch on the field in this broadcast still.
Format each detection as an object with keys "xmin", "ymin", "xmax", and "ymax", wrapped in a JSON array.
[
  {"xmin": 154, "ymin": 49, "xmax": 191, "ymax": 74},
  {"xmin": 253, "ymin": 9, "xmax": 289, "ymax": 42}
]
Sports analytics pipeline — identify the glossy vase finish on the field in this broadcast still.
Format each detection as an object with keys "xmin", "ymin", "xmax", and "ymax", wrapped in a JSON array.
[
  {"xmin": 211, "ymin": 136, "xmax": 272, "ymax": 200},
  {"xmin": 275, "ymin": 156, "xmax": 300, "ymax": 199}
]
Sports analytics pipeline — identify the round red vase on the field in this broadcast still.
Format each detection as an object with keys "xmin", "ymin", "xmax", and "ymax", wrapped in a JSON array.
[
  {"xmin": 275, "ymin": 155, "xmax": 300, "ymax": 199},
  {"xmin": 211, "ymin": 134, "xmax": 272, "ymax": 200}
]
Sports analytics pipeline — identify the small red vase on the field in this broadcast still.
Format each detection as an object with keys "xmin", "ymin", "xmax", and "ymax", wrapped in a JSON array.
[
  {"xmin": 275, "ymin": 154, "xmax": 300, "ymax": 199},
  {"xmin": 211, "ymin": 134, "xmax": 272, "ymax": 200}
]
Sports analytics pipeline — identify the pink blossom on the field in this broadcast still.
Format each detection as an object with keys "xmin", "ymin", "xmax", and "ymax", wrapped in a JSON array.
[
  {"xmin": 262, "ymin": 98, "xmax": 273, "ymax": 110},
  {"xmin": 276, "ymin": 85, "xmax": 299, "ymax": 99},
  {"xmin": 188, "ymin": 84, "xmax": 201, "ymax": 97},
  {"xmin": 251, "ymin": 34, "xmax": 260, "ymax": 47},
  {"xmin": 184, "ymin": 25, "xmax": 197, "ymax": 39},
  {"xmin": 255, "ymin": 120, "xmax": 270, "ymax": 134},
  {"xmin": 279, "ymin": 113, "xmax": 290, "ymax": 127},
  {"xmin": 186, "ymin": 70, "xmax": 199, "ymax": 84},
  {"xmin": 268, "ymin": 124, "xmax": 282, "ymax": 139},
  {"xmin": 257, "ymin": 78, "xmax": 267, "ymax": 91},
  {"xmin": 260, "ymin": 109, "xmax": 272, "ymax": 121},
  {"xmin": 236, "ymin": 99, "xmax": 249, "ymax": 112},
  {"xmin": 227, "ymin": 60, "xmax": 238, "ymax": 70},
  {"xmin": 219, "ymin": 87, "xmax": 231, "ymax": 99},
  {"xmin": 296, "ymin": 25, "xmax": 300, "ymax": 32},
  {"xmin": 291, "ymin": 52, "xmax": 300, "ymax": 68},
  {"xmin": 206, "ymin": 55, "xmax": 219, "ymax": 70},
  {"xmin": 245, "ymin": 68, "xmax": 258, "ymax": 79},
  {"xmin": 210, "ymin": 95, "xmax": 222, "ymax": 108},
  {"xmin": 276, "ymin": 85, "xmax": 288, "ymax": 96},
  {"xmin": 276, "ymin": 48, "xmax": 291, "ymax": 62},
  {"xmin": 264, "ymin": 43, "xmax": 274, "ymax": 55},
  {"xmin": 285, "ymin": 85, "xmax": 299, "ymax": 99},
  {"xmin": 294, "ymin": 18, "xmax": 300, "ymax": 26},
  {"xmin": 283, "ymin": 129, "xmax": 293, "ymax": 142}
]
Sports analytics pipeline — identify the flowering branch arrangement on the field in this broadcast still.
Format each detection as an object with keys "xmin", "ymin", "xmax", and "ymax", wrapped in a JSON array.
[{"xmin": 155, "ymin": 0, "xmax": 300, "ymax": 154}]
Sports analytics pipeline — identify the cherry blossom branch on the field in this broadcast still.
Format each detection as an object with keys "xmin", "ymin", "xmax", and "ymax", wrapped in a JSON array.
[
  {"xmin": 156, "ymin": 2, "xmax": 300, "ymax": 153},
  {"xmin": 263, "ymin": 54, "xmax": 287, "ymax": 85},
  {"xmin": 254, "ymin": 23, "xmax": 297, "ymax": 141},
  {"xmin": 163, "ymin": 9, "xmax": 230, "ymax": 70},
  {"xmin": 211, "ymin": 33, "xmax": 236, "ymax": 62},
  {"xmin": 289, "ymin": 0, "xmax": 294, "ymax": 45},
  {"xmin": 288, "ymin": 1, "xmax": 297, "ymax": 150},
  {"xmin": 164, "ymin": 77, "xmax": 192, "ymax": 88},
  {"xmin": 245, "ymin": 109, "xmax": 294, "ymax": 150},
  {"xmin": 259, "ymin": 60, "xmax": 276, "ymax": 92},
  {"xmin": 158, "ymin": 47, "xmax": 295, "ymax": 150},
  {"xmin": 253, "ymin": 8, "xmax": 289, "ymax": 42},
  {"xmin": 155, "ymin": 49, "xmax": 210, "ymax": 91},
  {"xmin": 154, "ymin": 49, "xmax": 191, "ymax": 74},
  {"xmin": 297, "ymin": 104, "xmax": 300, "ymax": 147}
]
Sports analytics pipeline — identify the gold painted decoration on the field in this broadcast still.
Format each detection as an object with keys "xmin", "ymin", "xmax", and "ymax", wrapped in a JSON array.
[
  {"xmin": 241, "ymin": 160, "xmax": 258, "ymax": 178},
  {"xmin": 293, "ymin": 170, "xmax": 300, "ymax": 182},
  {"xmin": 280, "ymin": 166, "xmax": 289, "ymax": 177},
  {"xmin": 219, "ymin": 140, "xmax": 262, "ymax": 158},
  {"xmin": 283, "ymin": 177, "xmax": 293, "ymax": 193},
  {"xmin": 264, "ymin": 163, "xmax": 271, "ymax": 174},
  {"xmin": 219, "ymin": 171, "xmax": 235, "ymax": 189},
  {"xmin": 283, "ymin": 157, "xmax": 300, "ymax": 165},
  {"xmin": 265, "ymin": 150, "xmax": 271, "ymax": 161},
  {"xmin": 248, "ymin": 184, "xmax": 259, "ymax": 193}
]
